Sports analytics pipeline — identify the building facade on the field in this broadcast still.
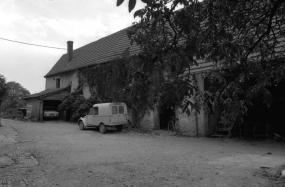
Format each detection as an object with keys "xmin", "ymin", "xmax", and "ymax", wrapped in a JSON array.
[{"xmin": 26, "ymin": 27, "xmax": 217, "ymax": 136}]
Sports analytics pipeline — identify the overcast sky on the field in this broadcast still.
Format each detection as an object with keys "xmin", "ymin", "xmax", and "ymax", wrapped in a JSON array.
[{"xmin": 0, "ymin": 0, "xmax": 144, "ymax": 94}]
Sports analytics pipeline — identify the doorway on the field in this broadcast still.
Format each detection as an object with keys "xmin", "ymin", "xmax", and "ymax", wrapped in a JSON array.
[
  {"xmin": 43, "ymin": 100, "xmax": 62, "ymax": 120},
  {"xmin": 159, "ymin": 104, "xmax": 175, "ymax": 129}
]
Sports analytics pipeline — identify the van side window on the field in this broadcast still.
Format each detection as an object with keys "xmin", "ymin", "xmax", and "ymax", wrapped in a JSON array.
[
  {"xmin": 119, "ymin": 106, "xmax": 124, "ymax": 114},
  {"xmin": 94, "ymin": 107, "xmax": 98, "ymax": 115},
  {"xmin": 112, "ymin": 106, "xmax": 117, "ymax": 114},
  {"xmin": 89, "ymin": 108, "xmax": 94, "ymax": 115}
]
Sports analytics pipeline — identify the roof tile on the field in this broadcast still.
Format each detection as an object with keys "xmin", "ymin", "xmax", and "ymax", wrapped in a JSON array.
[
  {"xmin": 23, "ymin": 87, "xmax": 69, "ymax": 99},
  {"xmin": 45, "ymin": 28, "xmax": 139, "ymax": 77},
  {"xmin": 45, "ymin": 25, "xmax": 285, "ymax": 78}
]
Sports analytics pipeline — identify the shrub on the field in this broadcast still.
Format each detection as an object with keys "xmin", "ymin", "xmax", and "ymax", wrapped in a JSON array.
[{"xmin": 58, "ymin": 92, "xmax": 99, "ymax": 122}]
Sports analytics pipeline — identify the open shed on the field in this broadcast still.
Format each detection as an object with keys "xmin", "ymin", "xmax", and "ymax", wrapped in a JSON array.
[{"xmin": 23, "ymin": 87, "xmax": 69, "ymax": 121}]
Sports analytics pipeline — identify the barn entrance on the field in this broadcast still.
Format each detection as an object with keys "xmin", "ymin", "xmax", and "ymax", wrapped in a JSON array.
[
  {"xmin": 236, "ymin": 80, "xmax": 285, "ymax": 137},
  {"xmin": 24, "ymin": 87, "xmax": 70, "ymax": 121},
  {"xmin": 43, "ymin": 100, "xmax": 62, "ymax": 120},
  {"xmin": 159, "ymin": 104, "xmax": 175, "ymax": 130}
]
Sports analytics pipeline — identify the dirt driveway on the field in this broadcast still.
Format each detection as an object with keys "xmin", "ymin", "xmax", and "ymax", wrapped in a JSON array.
[{"xmin": 1, "ymin": 119, "xmax": 285, "ymax": 187}]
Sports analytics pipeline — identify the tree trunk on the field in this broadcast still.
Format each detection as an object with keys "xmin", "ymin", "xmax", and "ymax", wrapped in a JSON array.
[{"xmin": 0, "ymin": 100, "xmax": 2, "ymax": 127}]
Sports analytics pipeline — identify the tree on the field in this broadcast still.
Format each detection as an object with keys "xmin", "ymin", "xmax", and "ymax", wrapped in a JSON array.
[
  {"xmin": 117, "ymin": 0, "xmax": 285, "ymax": 125},
  {"xmin": 0, "ymin": 75, "xmax": 7, "ymax": 99},
  {"xmin": 58, "ymin": 91, "xmax": 99, "ymax": 122},
  {"xmin": 1, "ymin": 81, "xmax": 30, "ymax": 116},
  {"xmin": 0, "ymin": 74, "xmax": 7, "ymax": 126}
]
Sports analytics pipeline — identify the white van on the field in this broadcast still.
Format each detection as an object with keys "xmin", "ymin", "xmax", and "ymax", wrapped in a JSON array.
[{"xmin": 78, "ymin": 102, "xmax": 128, "ymax": 134}]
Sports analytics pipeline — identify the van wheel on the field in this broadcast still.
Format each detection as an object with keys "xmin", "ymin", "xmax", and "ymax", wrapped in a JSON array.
[
  {"xmin": 116, "ymin": 125, "xmax": 123, "ymax": 132},
  {"xmin": 99, "ymin": 123, "xmax": 107, "ymax": 134},
  {"xmin": 79, "ymin": 121, "xmax": 85, "ymax": 130}
]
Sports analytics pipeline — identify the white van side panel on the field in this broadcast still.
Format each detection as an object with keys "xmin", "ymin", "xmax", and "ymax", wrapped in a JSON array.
[
  {"xmin": 99, "ymin": 105, "xmax": 110, "ymax": 116},
  {"xmin": 90, "ymin": 103, "xmax": 128, "ymax": 127},
  {"xmin": 93, "ymin": 116, "xmax": 110, "ymax": 126}
]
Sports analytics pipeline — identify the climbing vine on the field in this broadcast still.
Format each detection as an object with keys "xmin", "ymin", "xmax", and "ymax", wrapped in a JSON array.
[
  {"xmin": 76, "ymin": 52, "xmax": 198, "ymax": 127},
  {"xmin": 78, "ymin": 58, "xmax": 132, "ymax": 105},
  {"xmin": 77, "ymin": 57, "xmax": 158, "ymax": 127}
]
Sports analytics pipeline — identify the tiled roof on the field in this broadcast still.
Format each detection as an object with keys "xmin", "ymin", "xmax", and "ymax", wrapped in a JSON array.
[
  {"xmin": 23, "ymin": 87, "xmax": 69, "ymax": 99},
  {"xmin": 45, "ymin": 23, "xmax": 285, "ymax": 78},
  {"xmin": 45, "ymin": 27, "xmax": 140, "ymax": 77}
]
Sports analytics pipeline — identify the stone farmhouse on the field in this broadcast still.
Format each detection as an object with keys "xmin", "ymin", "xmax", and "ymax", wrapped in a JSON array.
[
  {"xmin": 24, "ymin": 22, "xmax": 285, "ymax": 137},
  {"xmin": 24, "ymin": 27, "xmax": 217, "ymax": 136}
]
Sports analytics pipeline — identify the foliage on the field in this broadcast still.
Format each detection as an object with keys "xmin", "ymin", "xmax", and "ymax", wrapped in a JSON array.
[
  {"xmin": 78, "ymin": 58, "xmax": 131, "ymax": 105},
  {"xmin": 77, "ymin": 56, "xmax": 154, "ymax": 126},
  {"xmin": 0, "ymin": 74, "xmax": 7, "ymax": 126},
  {"xmin": 1, "ymin": 81, "xmax": 30, "ymax": 114},
  {"xmin": 117, "ymin": 0, "xmax": 285, "ymax": 124},
  {"xmin": 58, "ymin": 91, "xmax": 99, "ymax": 122},
  {"xmin": 0, "ymin": 74, "xmax": 7, "ymax": 100}
]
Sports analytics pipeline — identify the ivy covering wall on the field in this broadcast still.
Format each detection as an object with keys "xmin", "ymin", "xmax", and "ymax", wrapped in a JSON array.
[
  {"xmin": 76, "ymin": 57, "xmax": 169, "ymax": 126},
  {"xmin": 59, "ymin": 56, "xmax": 189, "ymax": 125},
  {"xmin": 77, "ymin": 59, "xmax": 131, "ymax": 105}
]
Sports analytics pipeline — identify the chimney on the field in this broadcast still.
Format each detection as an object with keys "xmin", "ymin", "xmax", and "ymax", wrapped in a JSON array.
[{"xmin": 67, "ymin": 41, "xmax": 73, "ymax": 62}]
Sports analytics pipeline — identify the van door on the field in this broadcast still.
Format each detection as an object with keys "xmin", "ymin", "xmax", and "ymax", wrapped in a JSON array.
[
  {"xmin": 111, "ymin": 105, "xmax": 119, "ymax": 124},
  {"xmin": 92, "ymin": 107, "xmax": 99, "ymax": 126},
  {"xmin": 87, "ymin": 108, "xmax": 94, "ymax": 126},
  {"xmin": 118, "ymin": 105, "xmax": 127, "ymax": 123}
]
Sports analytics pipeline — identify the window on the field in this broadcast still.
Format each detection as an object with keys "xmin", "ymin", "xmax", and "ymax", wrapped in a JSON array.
[
  {"xmin": 119, "ymin": 106, "xmax": 124, "ymax": 114},
  {"xmin": 112, "ymin": 106, "xmax": 117, "ymax": 114},
  {"xmin": 94, "ymin": 107, "xmax": 98, "ymax": 115},
  {"xmin": 89, "ymin": 107, "xmax": 98, "ymax": 115},
  {"xmin": 89, "ymin": 108, "xmax": 94, "ymax": 115},
  {"xmin": 55, "ymin": 78, "xmax": 60, "ymax": 88}
]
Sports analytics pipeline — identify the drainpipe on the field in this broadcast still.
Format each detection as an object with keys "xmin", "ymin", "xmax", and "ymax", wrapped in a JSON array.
[{"xmin": 193, "ymin": 75, "xmax": 199, "ymax": 136}]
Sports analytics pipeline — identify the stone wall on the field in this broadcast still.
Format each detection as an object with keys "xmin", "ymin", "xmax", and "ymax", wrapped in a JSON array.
[
  {"xmin": 177, "ymin": 109, "xmax": 198, "ymax": 136},
  {"xmin": 26, "ymin": 98, "xmax": 41, "ymax": 120},
  {"xmin": 138, "ymin": 110, "xmax": 155, "ymax": 129}
]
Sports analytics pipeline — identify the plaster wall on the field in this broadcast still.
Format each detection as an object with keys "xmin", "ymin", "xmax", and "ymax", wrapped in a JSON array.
[
  {"xmin": 26, "ymin": 98, "xmax": 40, "ymax": 120},
  {"xmin": 153, "ymin": 105, "xmax": 160, "ymax": 129},
  {"xmin": 177, "ymin": 109, "xmax": 198, "ymax": 136},
  {"xmin": 45, "ymin": 71, "xmax": 78, "ymax": 92},
  {"xmin": 127, "ymin": 108, "xmax": 134, "ymax": 126},
  {"xmin": 138, "ymin": 110, "xmax": 155, "ymax": 130},
  {"xmin": 197, "ymin": 110, "xmax": 209, "ymax": 136},
  {"xmin": 136, "ymin": 104, "xmax": 160, "ymax": 130},
  {"xmin": 175, "ymin": 73, "xmax": 210, "ymax": 136}
]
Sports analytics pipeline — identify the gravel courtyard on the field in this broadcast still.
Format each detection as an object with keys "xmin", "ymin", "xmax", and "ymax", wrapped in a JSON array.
[{"xmin": 0, "ymin": 119, "xmax": 284, "ymax": 187}]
